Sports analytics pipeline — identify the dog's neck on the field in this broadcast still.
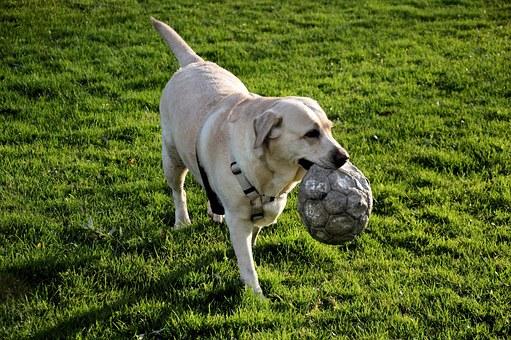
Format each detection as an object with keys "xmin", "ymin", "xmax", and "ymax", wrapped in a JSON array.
[
  {"xmin": 234, "ymin": 151, "xmax": 305, "ymax": 198},
  {"xmin": 261, "ymin": 154, "xmax": 306, "ymax": 196}
]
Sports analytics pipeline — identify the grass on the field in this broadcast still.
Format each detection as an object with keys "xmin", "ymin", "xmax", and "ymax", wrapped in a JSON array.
[{"xmin": 1, "ymin": 0, "xmax": 510, "ymax": 338}]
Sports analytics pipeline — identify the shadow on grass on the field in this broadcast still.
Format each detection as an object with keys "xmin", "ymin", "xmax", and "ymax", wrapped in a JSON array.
[
  {"xmin": 256, "ymin": 239, "xmax": 336, "ymax": 268},
  {"xmin": 0, "ymin": 254, "xmax": 100, "ymax": 304},
  {"xmin": 24, "ymin": 245, "xmax": 245, "ymax": 339}
]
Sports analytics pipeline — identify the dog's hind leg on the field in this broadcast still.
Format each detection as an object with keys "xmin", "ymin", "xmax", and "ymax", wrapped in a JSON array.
[
  {"xmin": 162, "ymin": 142, "xmax": 191, "ymax": 228},
  {"xmin": 207, "ymin": 201, "xmax": 224, "ymax": 224}
]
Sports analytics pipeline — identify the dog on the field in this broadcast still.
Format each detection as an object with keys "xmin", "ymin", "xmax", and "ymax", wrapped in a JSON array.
[{"xmin": 151, "ymin": 18, "xmax": 349, "ymax": 295}]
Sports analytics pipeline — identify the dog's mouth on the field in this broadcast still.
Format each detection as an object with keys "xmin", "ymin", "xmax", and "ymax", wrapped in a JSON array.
[
  {"xmin": 298, "ymin": 158, "xmax": 314, "ymax": 170},
  {"xmin": 299, "ymin": 158, "xmax": 342, "ymax": 170}
]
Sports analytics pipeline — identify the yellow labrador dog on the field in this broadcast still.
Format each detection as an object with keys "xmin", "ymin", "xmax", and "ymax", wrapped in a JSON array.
[{"xmin": 151, "ymin": 18, "xmax": 349, "ymax": 295}]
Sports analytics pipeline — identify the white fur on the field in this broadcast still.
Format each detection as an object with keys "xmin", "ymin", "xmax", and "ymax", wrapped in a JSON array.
[{"xmin": 151, "ymin": 18, "xmax": 349, "ymax": 295}]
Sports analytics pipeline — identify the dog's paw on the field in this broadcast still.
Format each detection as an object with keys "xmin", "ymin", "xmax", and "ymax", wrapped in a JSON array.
[
  {"xmin": 244, "ymin": 284, "xmax": 266, "ymax": 300},
  {"xmin": 207, "ymin": 201, "xmax": 224, "ymax": 223},
  {"xmin": 173, "ymin": 219, "xmax": 191, "ymax": 230},
  {"xmin": 210, "ymin": 213, "xmax": 224, "ymax": 224}
]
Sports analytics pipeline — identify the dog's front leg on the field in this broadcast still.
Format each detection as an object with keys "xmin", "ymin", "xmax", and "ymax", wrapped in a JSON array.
[{"xmin": 225, "ymin": 214, "xmax": 262, "ymax": 295}]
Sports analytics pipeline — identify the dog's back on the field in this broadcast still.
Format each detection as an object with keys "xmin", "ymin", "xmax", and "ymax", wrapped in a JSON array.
[{"xmin": 152, "ymin": 18, "xmax": 250, "ymax": 173}]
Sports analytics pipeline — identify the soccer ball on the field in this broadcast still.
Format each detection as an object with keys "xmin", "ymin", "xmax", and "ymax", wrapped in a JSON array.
[{"xmin": 297, "ymin": 162, "xmax": 373, "ymax": 245}]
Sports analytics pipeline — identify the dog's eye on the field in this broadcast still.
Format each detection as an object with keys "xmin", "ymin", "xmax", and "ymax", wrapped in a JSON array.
[{"xmin": 304, "ymin": 129, "xmax": 320, "ymax": 138}]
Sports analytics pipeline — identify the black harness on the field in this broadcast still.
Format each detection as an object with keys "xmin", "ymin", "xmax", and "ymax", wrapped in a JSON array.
[
  {"xmin": 196, "ymin": 150, "xmax": 225, "ymax": 215},
  {"xmin": 196, "ymin": 149, "xmax": 275, "ymax": 221}
]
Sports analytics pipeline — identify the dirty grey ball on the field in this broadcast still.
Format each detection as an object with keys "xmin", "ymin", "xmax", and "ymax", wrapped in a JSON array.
[{"xmin": 298, "ymin": 162, "xmax": 373, "ymax": 245}]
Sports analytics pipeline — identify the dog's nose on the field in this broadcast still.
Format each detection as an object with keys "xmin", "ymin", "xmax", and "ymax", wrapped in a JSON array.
[{"xmin": 331, "ymin": 149, "xmax": 349, "ymax": 168}]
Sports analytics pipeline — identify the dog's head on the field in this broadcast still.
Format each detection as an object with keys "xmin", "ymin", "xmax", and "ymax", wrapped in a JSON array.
[{"xmin": 253, "ymin": 98, "xmax": 349, "ymax": 170}]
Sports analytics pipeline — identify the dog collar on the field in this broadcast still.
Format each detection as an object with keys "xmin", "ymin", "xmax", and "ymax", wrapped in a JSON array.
[{"xmin": 230, "ymin": 161, "xmax": 275, "ymax": 221}]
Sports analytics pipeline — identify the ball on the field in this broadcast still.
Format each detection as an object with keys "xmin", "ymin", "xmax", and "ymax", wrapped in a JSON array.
[{"xmin": 297, "ymin": 162, "xmax": 373, "ymax": 245}]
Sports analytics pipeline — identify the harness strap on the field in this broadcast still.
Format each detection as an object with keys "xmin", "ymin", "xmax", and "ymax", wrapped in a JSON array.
[
  {"xmin": 230, "ymin": 161, "xmax": 274, "ymax": 221},
  {"xmin": 196, "ymin": 150, "xmax": 225, "ymax": 215}
]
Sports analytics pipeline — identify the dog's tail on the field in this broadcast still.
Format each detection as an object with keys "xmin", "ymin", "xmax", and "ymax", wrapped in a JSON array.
[{"xmin": 150, "ymin": 17, "xmax": 204, "ymax": 67}]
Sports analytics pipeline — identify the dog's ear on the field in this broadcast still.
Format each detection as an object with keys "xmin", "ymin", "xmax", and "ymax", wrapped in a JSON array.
[{"xmin": 253, "ymin": 110, "xmax": 282, "ymax": 149}]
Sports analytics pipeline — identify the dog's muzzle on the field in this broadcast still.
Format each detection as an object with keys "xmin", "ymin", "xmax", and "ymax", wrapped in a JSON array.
[
  {"xmin": 299, "ymin": 149, "xmax": 349, "ymax": 171},
  {"xmin": 330, "ymin": 149, "xmax": 349, "ymax": 168}
]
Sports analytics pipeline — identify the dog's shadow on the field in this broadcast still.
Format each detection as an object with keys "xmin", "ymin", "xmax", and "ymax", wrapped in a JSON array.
[{"xmin": 2, "ymin": 222, "xmax": 248, "ymax": 339}]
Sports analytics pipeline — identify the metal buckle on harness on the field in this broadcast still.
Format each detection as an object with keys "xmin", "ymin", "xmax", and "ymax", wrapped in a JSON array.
[{"xmin": 230, "ymin": 161, "xmax": 274, "ymax": 221}]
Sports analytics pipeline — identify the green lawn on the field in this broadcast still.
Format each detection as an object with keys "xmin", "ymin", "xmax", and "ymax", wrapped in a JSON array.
[{"xmin": 1, "ymin": 0, "xmax": 510, "ymax": 338}]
